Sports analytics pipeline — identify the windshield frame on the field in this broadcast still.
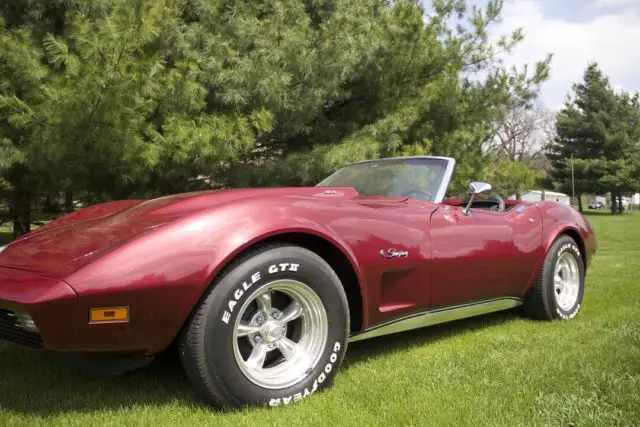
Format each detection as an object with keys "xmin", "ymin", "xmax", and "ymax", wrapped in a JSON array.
[{"xmin": 317, "ymin": 156, "xmax": 456, "ymax": 203}]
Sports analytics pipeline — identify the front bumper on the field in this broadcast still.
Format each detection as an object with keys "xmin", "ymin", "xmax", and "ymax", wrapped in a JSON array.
[
  {"xmin": 0, "ymin": 266, "xmax": 78, "ymax": 350},
  {"xmin": 0, "ymin": 265, "xmax": 183, "ymax": 356}
]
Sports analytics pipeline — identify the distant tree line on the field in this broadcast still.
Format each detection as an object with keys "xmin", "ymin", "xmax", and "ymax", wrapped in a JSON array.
[{"xmin": 547, "ymin": 64, "xmax": 640, "ymax": 214}]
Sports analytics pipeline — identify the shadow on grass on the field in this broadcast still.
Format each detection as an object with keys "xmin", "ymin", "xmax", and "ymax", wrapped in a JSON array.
[
  {"xmin": 0, "ymin": 342, "xmax": 203, "ymax": 415},
  {"xmin": 344, "ymin": 310, "xmax": 517, "ymax": 369},
  {"xmin": 0, "ymin": 310, "xmax": 518, "ymax": 416}
]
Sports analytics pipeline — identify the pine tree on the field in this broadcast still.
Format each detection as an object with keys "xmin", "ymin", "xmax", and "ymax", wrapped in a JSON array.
[
  {"xmin": 0, "ymin": 0, "xmax": 552, "ymax": 237},
  {"xmin": 0, "ymin": 19, "xmax": 50, "ymax": 237},
  {"xmin": 548, "ymin": 64, "xmax": 640, "ymax": 213}
]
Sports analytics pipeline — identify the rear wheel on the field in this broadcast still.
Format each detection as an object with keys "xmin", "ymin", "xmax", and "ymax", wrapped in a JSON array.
[
  {"xmin": 179, "ymin": 245, "xmax": 349, "ymax": 408},
  {"xmin": 524, "ymin": 235, "xmax": 585, "ymax": 320}
]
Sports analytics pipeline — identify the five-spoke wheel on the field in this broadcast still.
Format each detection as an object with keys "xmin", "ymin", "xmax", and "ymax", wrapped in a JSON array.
[
  {"xmin": 553, "ymin": 251, "xmax": 580, "ymax": 311},
  {"xmin": 232, "ymin": 280, "xmax": 328, "ymax": 389}
]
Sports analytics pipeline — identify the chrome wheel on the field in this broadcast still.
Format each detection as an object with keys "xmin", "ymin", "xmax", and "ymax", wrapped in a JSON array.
[
  {"xmin": 232, "ymin": 280, "xmax": 328, "ymax": 389},
  {"xmin": 553, "ymin": 252, "xmax": 580, "ymax": 311}
]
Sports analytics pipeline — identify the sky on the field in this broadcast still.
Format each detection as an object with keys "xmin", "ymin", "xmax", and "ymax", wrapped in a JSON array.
[{"xmin": 431, "ymin": 0, "xmax": 640, "ymax": 109}]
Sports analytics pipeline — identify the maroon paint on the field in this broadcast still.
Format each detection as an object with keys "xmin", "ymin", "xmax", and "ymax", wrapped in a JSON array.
[
  {"xmin": 430, "ymin": 203, "xmax": 544, "ymax": 307},
  {"xmin": 0, "ymin": 188, "xmax": 596, "ymax": 355}
]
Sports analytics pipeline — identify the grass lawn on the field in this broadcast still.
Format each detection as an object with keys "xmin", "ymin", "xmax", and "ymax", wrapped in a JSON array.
[{"xmin": 1, "ymin": 212, "xmax": 639, "ymax": 426}]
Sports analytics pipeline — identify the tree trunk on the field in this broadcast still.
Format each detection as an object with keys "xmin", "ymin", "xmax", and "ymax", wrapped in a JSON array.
[
  {"xmin": 45, "ymin": 195, "xmax": 53, "ymax": 211},
  {"xmin": 577, "ymin": 193, "xmax": 583, "ymax": 213},
  {"xmin": 11, "ymin": 174, "xmax": 31, "ymax": 240},
  {"xmin": 618, "ymin": 194, "xmax": 624, "ymax": 214},
  {"xmin": 43, "ymin": 194, "xmax": 60, "ymax": 213},
  {"xmin": 64, "ymin": 191, "xmax": 74, "ymax": 212},
  {"xmin": 541, "ymin": 189, "xmax": 546, "ymax": 201}
]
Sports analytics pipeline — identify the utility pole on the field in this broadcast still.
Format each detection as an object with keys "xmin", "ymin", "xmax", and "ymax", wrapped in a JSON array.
[{"xmin": 570, "ymin": 154, "xmax": 575, "ymax": 206}]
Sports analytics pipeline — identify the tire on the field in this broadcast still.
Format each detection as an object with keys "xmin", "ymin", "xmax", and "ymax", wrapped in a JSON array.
[
  {"xmin": 524, "ymin": 235, "xmax": 585, "ymax": 320},
  {"xmin": 179, "ymin": 244, "xmax": 350, "ymax": 408}
]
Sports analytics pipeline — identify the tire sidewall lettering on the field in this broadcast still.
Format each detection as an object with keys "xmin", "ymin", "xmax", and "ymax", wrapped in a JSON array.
[
  {"xmin": 221, "ymin": 262, "xmax": 300, "ymax": 324},
  {"xmin": 557, "ymin": 303, "xmax": 580, "ymax": 320},
  {"xmin": 558, "ymin": 243, "xmax": 580, "ymax": 258},
  {"xmin": 268, "ymin": 341, "xmax": 342, "ymax": 407}
]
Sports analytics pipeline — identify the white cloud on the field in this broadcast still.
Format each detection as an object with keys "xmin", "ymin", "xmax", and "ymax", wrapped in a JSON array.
[{"xmin": 492, "ymin": 0, "xmax": 640, "ymax": 108}]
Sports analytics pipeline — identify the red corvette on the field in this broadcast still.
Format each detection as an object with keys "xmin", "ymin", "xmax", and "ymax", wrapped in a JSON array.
[{"xmin": 0, "ymin": 156, "xmax": 596, "ymax": 407}]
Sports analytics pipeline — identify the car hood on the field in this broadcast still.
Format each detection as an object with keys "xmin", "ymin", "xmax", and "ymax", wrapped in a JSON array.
[{"xmin": 0, "ymin": 187, "xmax": 358, "ymax": 276}]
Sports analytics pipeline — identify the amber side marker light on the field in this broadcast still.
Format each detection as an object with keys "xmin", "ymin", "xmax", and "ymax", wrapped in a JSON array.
[{"xmin": 89, "ymin": 307, "xmax": 129, "ymax": 323}]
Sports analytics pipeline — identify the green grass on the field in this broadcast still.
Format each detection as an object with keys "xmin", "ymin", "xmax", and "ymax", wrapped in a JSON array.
[{"xmin": 1, "ymin": 213, "xmax": 639, "ymax": 426}]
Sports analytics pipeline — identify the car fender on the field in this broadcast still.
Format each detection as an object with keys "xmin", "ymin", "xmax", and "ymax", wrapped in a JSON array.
[
  {"xmin": 64, "ymin": 196, "xmax": 368, "ymax": 354},
  {"xmin": 534, "ymin": 202, "xmax": 596, "ymax": 275},
  {"xmin": 196, "ymin": 198, "xmax": 369, "ymax": 328}
]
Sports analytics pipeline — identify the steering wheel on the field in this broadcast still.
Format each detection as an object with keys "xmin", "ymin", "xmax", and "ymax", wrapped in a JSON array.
[
  {"xmin": 482, "ymin": 194, "xmax": 506, "ymax": 212},
  {"xmin": 401, "ymin": 189, "xmax": 433, "ymax": 202},
  {"xmin": 487, "ymin": 194, "xmax": 506, "ymax": 212}
]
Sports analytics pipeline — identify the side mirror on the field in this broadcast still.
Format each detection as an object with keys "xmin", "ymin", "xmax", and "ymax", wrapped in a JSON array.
[{"xmin": 463, "ymin": 182, "xmax": 492, "ymax": 215}]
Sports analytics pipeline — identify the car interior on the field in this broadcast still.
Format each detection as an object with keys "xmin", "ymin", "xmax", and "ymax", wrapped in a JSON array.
[{"xmin": 442, "ymin": 195, "xmax": 521, "ymax": 212}]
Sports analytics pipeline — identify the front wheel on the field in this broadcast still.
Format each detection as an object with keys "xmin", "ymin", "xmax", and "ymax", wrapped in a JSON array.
[
  {"xmin": 179, "ymin": 245, "xmax": 349, "ymax": 408},
  {"xmin": 524, "ymin": 235, "xmax": 585, "ymax": 320}
]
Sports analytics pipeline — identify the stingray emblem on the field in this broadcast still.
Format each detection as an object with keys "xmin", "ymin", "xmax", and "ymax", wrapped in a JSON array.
[{"xmin": 379, "ymin": 248, "xmax": 409, "ymax": 259}]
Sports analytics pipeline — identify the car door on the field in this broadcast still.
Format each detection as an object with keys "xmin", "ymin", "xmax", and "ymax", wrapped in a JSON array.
[
  {"xmin": 343, "ymin": 197, "xmax": 438, "ymax": 326},
  {"xmin": 428, "ymin": 203, "xmax": 544, "ymax": 309}
]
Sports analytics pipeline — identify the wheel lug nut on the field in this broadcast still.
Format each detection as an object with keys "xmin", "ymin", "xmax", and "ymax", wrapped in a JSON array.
[
  {"xmin": 254, "ymin": 336, "xmax": 262, "ymax": 343},
  {"xmin": 256, "ymin": 316, "xmax": 264, "ymax": 324},
  {"xmin": 273, "ymin": 312, "xmax": 280, "ymax": 319}
]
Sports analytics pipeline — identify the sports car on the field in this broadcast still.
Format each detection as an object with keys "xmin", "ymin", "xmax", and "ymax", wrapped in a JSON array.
[{"xmin": 0, "ymin": 156, "xmax": 596, "ymax": 408}]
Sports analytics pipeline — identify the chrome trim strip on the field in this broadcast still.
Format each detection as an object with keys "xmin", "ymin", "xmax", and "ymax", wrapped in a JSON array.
[
  {"xmin": 433, "ymin": 157, "xmax": 455, "ymax": 204},
  {"xmin": 349, "ymin": 297, "xmax": 522, "ymax": 343},
  {"xmin": 348, "ymin": 155, "xmax": 456, "ymax": 165}
]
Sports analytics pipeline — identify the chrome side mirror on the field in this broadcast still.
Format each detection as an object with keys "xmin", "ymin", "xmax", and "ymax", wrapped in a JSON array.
[{"xmin": 463, "ymin": 182, "xmax": 492, "ymax": 215}]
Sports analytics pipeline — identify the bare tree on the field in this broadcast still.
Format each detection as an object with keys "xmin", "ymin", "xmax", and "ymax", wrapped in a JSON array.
[{"xmin": 485, "ymin": 106, "xmax": 556, "ymax": 164}]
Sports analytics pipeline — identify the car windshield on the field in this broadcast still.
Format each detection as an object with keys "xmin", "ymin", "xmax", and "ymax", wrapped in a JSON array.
[{"xmin": 316, "ymin": 157, "xmax": 450, "ymax": 202}]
